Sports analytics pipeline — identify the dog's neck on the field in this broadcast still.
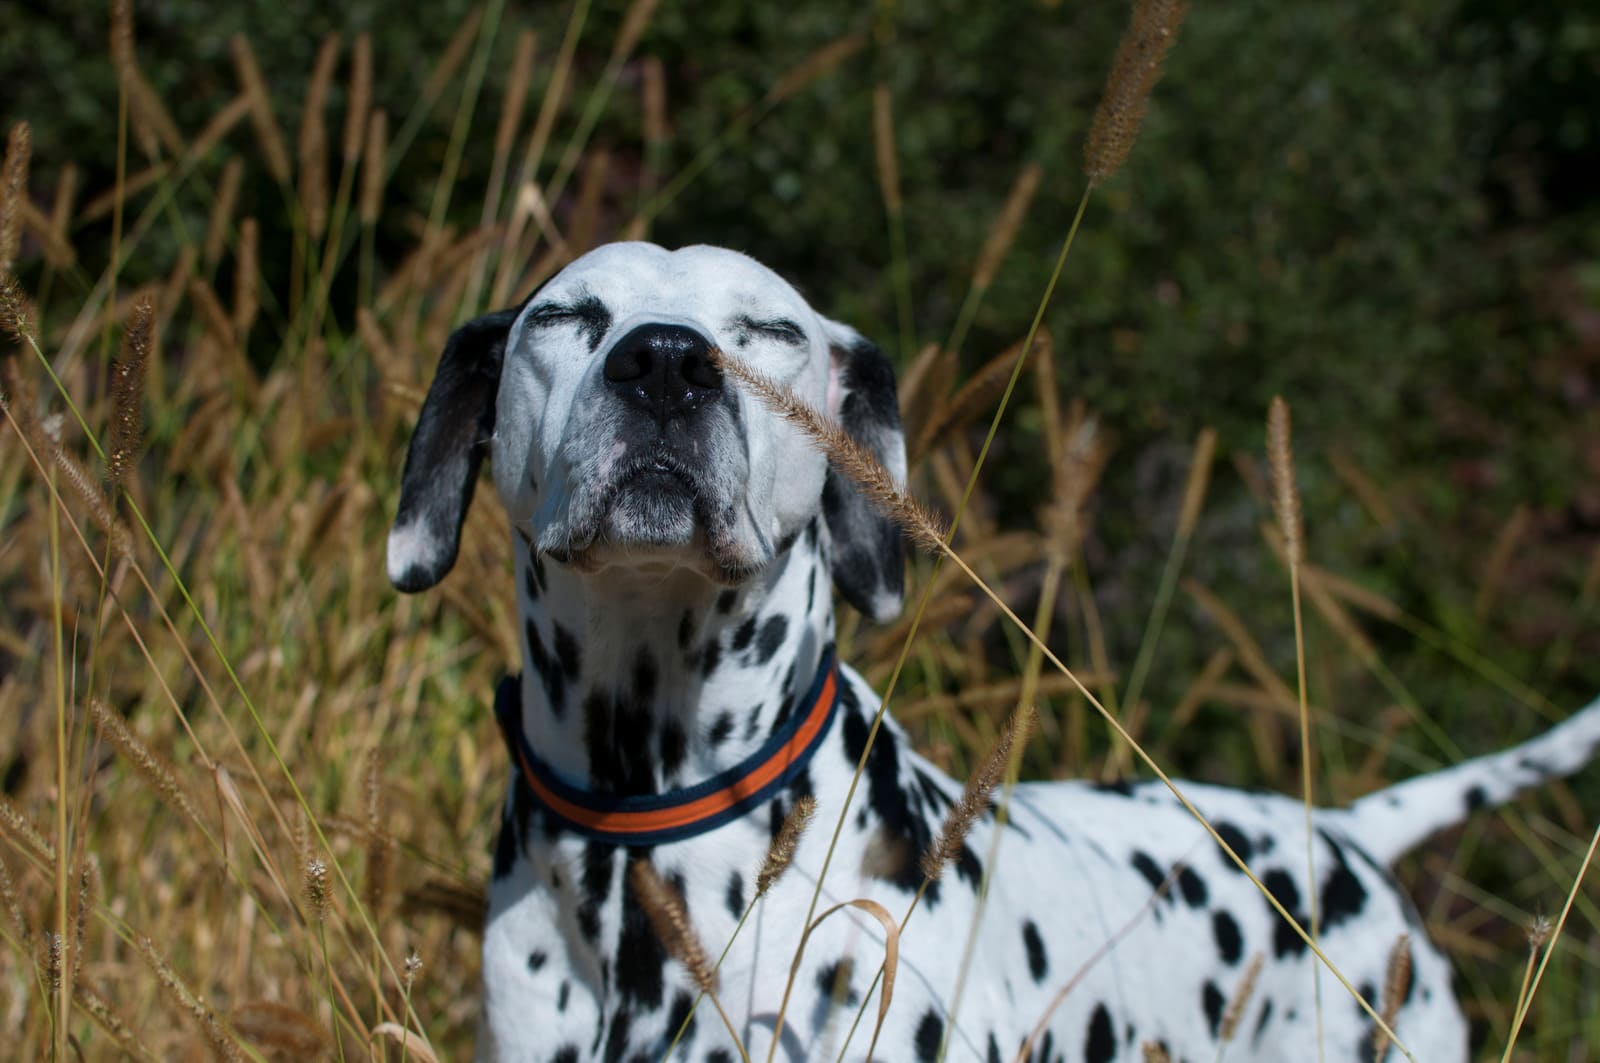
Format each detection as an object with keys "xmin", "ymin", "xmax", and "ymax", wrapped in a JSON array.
[{"xmin": 514, "ymin": 520, "xmax": 835, "ymax": 794}]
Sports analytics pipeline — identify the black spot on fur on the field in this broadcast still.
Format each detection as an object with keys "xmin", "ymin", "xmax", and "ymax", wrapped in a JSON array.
[
  {"xmin": 705, "ymin": 1051, "xmax": 733, "ymax": 1063},
  {"xmin": 1084, "ymin": 1003, "xmax": 1115, "ymax": 1063},
  {"xmin": 700, "ymin": 639, "xmax": 722, "ymax": 678},
  {"xmin": 955, "ymin": 843, "xmax": 984, "ymax": 889},
  {"xmin": 1262, "ymin": 868, "xmax": 1309, "ymax": 958},
  {"xmin": 558, "ymin": 980, "xmax": 570, "ymax": 1011},
  {"xmin": 1317, "ymin": 832, "xmax": 1370, "ymax": 934},
  {"xmin": 1130, "ymin": 851, "xmax": 1166, "ymax": 894},
  {"xmin": 1252, "ymin": 998, "xmax": 1274, "ymax": 1045},
  {"xmin": 577, "ymin": 842, "xmax": 614, "ymax": 942},
  {"xmin": 551, "ymin": 1046, "xmax": 578, "ymax": 1063},
  {"xmin": 492, "ymin": 764, "xmax": 534, "ymax": 880},
  {"xmin": 716, "ymin": 590, "xmax": 737, "ymax": 613},
  {"xmin": 632, "ymin": 650, "xmax": 658, "ymax": 703},
  {"xmin": 708, "ymin": 712, "xmax": 734, "ymax": 748},
  {"xmin": 839, "ymin": 684, "xmax": 936, "ymax": 898},
  {"xmin": 1216, "ymin": 821, "xmax": 1254, "ymax": 869},
  {"xmin": 1178, "ymin": 866, "xmax": 1209, "ymax": 908},
  {"xmin": 1093, "ymin": 777, "xmax": 1134, "ymax": 796},
  {"xmin": 614, "ymin": 860, "xmax": 668, "ymax": 1008},
  {"xmin": 732, "ymin": 617, "xmax": 758, "ymax": 653},
  {"xmin": 661, "ymin": 720, "xmax": 687, "ymax": 776},
  {"xmin": 756, "ymin": 615, "xmax": 788, "ymax": 664},
  {"xmin": 914, "ymin": 1009, "xmax": 943, "ymax": 1062},
  {"xmin": 677, "ymin": 609, "xmax": 695, "ymax": 650},
  {"xmin": 666, "ymin": 990, "xmax": 696, "ymax": 1050},
  {"xmin": 1212, "ymin": 909, "xmax": 1243, "ymax": 965},
  {"xmin": 1203, "ymin": 980, "xmax": 1225, "ymax": 1036},
  {"xmin": 553, "ymin": 623, "xmax": 581, "ymax": 679},
  {"xmin": 526, "ymin": 620, "xmax": 567, "ymax": 718},
  {"xmin": 528, "ymin": 950, "xmax": 547, "ymax": 971},
  {"xmin": 725, "ymin": 870, "xmax": 744, "ymax": 918},
  {"xmin": 524, "ymin": 561, "xmax": 541, "ymax": 601},
  {"xmin": 1022, "ymin": 920, "xmax": 1048, "ymax": 983},
  {"xmin": 602, "ymin": 1007, "xmax": 632, "ymax": 1063},
  {"xmin": 531, "ymin": 551, "xmax": 547, "ymax": 591}
]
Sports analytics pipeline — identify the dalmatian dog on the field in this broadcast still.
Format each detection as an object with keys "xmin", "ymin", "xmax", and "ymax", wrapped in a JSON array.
[{"xmin": 387, "ymin": 242, "xmax": 1600, "ymax": 1062}]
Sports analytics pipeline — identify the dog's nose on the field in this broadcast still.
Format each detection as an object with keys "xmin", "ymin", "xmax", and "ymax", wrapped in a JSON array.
[{"xmin": 603, "ymin": 323, "xmax": 722, "ymax": 420}]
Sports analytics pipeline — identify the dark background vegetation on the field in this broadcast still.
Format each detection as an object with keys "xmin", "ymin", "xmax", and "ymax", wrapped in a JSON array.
[{"xmin": 2, "ymin": 0, "xmax": 1597, "ymax": 1050}]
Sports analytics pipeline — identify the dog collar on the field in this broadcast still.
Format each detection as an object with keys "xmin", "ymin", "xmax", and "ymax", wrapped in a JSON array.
[{"xmin": 494, "ymin": 647, "xmax": 840, "ymax": 846}]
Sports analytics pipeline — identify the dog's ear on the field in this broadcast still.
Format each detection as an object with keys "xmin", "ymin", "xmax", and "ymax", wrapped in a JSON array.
[
  {"xmin": 821, "ymin": 321, "xmax": 907, "ymax": 622},
  {"xmin": 387, "ymin": 306, "xmax": 522, "ymax": 592}
]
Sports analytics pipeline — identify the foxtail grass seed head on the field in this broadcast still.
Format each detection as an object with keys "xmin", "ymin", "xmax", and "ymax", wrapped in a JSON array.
[
  {"xmin": 757, "ymin": 794, "xmax": 817, "ymax": 896},
  {"xmin": 303, "ymin": 857, "xmax": 330, "ymax": 921},
  {"xmin": 108, "ymin": 295, "xmax": 153, "ymax": 486},
  {"xmin": 364, "ymin": 747, "xmax": 390, "ymax": 916},
  {"xmin": 873, "ymin": 85, "xmax": 902, "ymax": 215},
  {"xmin": 299, "ymin": 35, "xmax": 338, "ymax": 240},
  {"xmin": 404, "ymin": 948, "xmax": 423, "ymax": 989},
  {"xmin": 1220, "ymin": 951, "xmax": 1264, "ymax": 1043},
  {"xmin": 921, "ymin": 702, "xmax": 1034, "ymax": 882},
  {"xmin": 91, "ymin": 700, "xmax": 203, "ymax": 827},
  {"xmin": 0, "ymin": 795, "xmax": 53, "ymax": 863},
  {"xmin": 1084, "ymin": 0, "xmax": 1187, "ymax": 183},
  {"xmin": 361, "ymin": 109, "xmax": 388, "ymax": 226},
  {"xmin": 631, "ymin": 861, "xmax": 717, "ymax": 993},
  {"xmin": 707, "ymin": 347, "xmax": 948, "ymax": 553},
  {"xmin": 1266, "ymin": 395, "xmax": 1303, "ymax": 565},
  {"xmin": 71, "ymin": 855, "xmax": 99, "ymax": 984},
  {"xmin": 1, "ymin": 121, "xmax": 32, "ymax": 279},
  {"xmin": 343, "ymin": 32, "xmax": 373, "ymax": 164},
  {"xmin": 1177, "ymin": 426, "xmax": 1217, "ymax": 540},
  {"xmin": 136, "ymin": 934, "xmax": 243, "ymax": 1062},
  {"xmin": 110, "ymin": 0, "xmax": 134, "ymax": 78},
  {"xmin": 42, "ymin": 930, "xmax": 62, "ymax": 992},
  {"xmin": 76, "ymin": 982, "xmax": 156, "ymax": 1061},
  {"xmin": 204, "ymin": 158, "xmax": 244, "ymax": 270},
  {"xmin": 0, "ymin": 275, "xmax": 36, "ymax": 343},
  {"xmin": 231, "ymin": 35, "xmax": 291, "ymax": 185},
  {"xmin": 0, "ymin": 855, "xmax": 31, "ymax": 947},
  {"xmin": 1527, "ymin": 913, "xmax": 1552, "ymax": 950},
  {"xmin": 1372, "ymin": 934, "xmax": 1412, "ymax": 1063},
  {"xmin": 766, "ymin": 34, "xmax": 865, "ymax": 106},
  {"xmin": 1141, "ymin": 1043, "xmax": 1173, "ymax": 1063},
  {"xmin": 973, "ymin": 162, "xmax": 1043, "ymax": 292}
]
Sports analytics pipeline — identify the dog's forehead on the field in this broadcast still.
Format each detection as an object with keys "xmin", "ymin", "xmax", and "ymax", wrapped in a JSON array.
[{"xmin": 530, "ymin": 242, "xmax": 812, "ymax": 323}]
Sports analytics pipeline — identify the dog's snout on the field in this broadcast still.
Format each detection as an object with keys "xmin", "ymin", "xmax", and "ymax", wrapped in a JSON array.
[{"xmin": 604, "ymin": 323, "xmax": 721, "ymax": 419}]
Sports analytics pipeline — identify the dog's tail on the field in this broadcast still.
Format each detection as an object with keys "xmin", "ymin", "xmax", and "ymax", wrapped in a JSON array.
[{"xmin": 1337, "ymin": 694, "xmax": 1600, "ymax": 866}]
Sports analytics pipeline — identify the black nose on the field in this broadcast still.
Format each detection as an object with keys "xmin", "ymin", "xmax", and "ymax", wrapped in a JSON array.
[{"xmin": 603, "ymin": 323, "xmax": 722, "ymax": 420}]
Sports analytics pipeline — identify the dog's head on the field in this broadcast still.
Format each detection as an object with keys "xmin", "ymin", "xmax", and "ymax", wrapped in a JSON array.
[{"xmin": 386, "ymin": 242, "xmax": 906, "ymax": 620}]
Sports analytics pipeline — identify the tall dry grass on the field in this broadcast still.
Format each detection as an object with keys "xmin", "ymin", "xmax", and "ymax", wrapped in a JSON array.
[{"xmin": 0, "ymin": 2, "xmax": 1595, "ymax": 1060}]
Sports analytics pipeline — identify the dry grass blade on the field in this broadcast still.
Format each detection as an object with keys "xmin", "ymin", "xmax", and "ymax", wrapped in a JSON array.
[
  {"xmin": 1085, "ymin": 0, "xmax": 1187, "ymax": 183},
  {"xmin": 299, "ymin": 34, "xmax": 339, "ymax": 240},
  {"xmin": 776, "ymin": 899, "xmax": 900, "ymax": 1063},
  {"xmin": 231, "ymin": 1000, "xmax": 330, "ymax": 1058},
  {"xmin": 230, "ymin": 34, "xmax": 291, "ymax": 184},
  {"xmin": 361, "ymin": 109, "xmax": 388, "ymax": 227},
  {"xmin": 1, "ymin": 121, "xmax": 32, "ymax": 278},
  {"xmin": 708, "ymin": 347, "xmax": 948, "ymax": 552},
  {"xmin": 232, "ymin": 218, "xmax": 259, "ymax": 340},
  {"xmin": 107, "ymin": 294, "xmax": 153, "ymax": 486},
  {"xmin": 915, "ymin": 332, "xmax": 1052, "ymax": 463},
  {"xmin": 343, "ymin": 32, "xmax": 373, "ymax": 165},
  {"xmin": 372, "ymin": 1023, "xmax": 443, "ymax": 1063},
  {"xmin": 973, "ymin": 162, "xmax": 1043, "ymax": 291},
  {"xmin": 766, "ymin": 33, "xmax": 867, "ymax": 106},
  {"xmin": 921, "ymin": 702, "xmax": 1034, "ymax": 881},
  {"xmin": 757, "ymin": 794, "xmax": 816, "ymax": 896}
]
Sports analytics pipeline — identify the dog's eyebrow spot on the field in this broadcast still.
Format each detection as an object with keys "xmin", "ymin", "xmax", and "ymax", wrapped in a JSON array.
[
  {"xmin": 731, "ymin": 314, "xmax": 807, "ymax": 348},
  {"xmin": 525, "ymin": 294, "xmax": 613, "ymax": 352}
]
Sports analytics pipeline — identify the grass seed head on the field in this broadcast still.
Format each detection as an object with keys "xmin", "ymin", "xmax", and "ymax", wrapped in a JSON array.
[
  {"xmin": 107, "ymin": 294, "xmax": 153, "ymax": 487},
  {"xmin": 1220, "ymin": 951, "xmax": 1264, "ymax": 1043},
  {"xmin": 1, "ymin": 120, "xmax": 32, "ymax": 279},
  {"xmin": 631, "ymin": 860, "xmax": 717, "ymax": 993},
  {"xmin": 921, "ymin": 702, "xmax": 1033, "ymax": 882},
  {"xmin": 1267, "ymin": 395, "xmax": 1304, "ymax": 565},
  {"xmin": 757, "ymin": 794, "xmax": 817, "ymax": 896},
  {"xmin": 1085, "ymin": 0, "xmax": 1187, "ymax": 183}
]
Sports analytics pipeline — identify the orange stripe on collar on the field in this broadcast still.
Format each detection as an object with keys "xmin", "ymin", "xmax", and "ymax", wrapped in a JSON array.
[{"xmin": 494, "ymin": 648, "xmax": 840, "ymax": 845}]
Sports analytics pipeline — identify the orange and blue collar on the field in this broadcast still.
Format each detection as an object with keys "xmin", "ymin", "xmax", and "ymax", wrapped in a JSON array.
[{"xmin": 494, "ymin": 648, "xmax": 839, "ymax": 846}]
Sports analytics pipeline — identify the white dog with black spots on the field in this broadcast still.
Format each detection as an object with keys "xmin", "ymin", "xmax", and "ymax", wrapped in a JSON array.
[{"xmin": 388, "ymin": 242, "xmax": 1600, "ymax": 1062}]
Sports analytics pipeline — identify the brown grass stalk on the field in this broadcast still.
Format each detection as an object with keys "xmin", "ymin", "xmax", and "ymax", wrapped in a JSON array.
[
  {"xmin": 299, "ymin": 34, "xmax": 340, "ymax": 240},
  {"xmin": 973, "ymin": 162, "xmax": 1043, "ymax": 292},
  {"xmin": 1085, "ymin": 0, "xmax": 1187, "ymax": 183},
  {"xmin": 203, "ymin": 158, "xmax": 244, "ymax": 270},
  {"xmin": 232, "ymin": 216, "xmax": 259, "ymax": 342},
  {"xmin": 343, "ymin": 32, "xmax": 373, "ymax": 165},
  {"xmin": 230, "ymin": 34, "xmax": 292, "ymax": 185},
  {"xmin": 360, "ymin": 109, "xmax": 388, "ymax": 227}
]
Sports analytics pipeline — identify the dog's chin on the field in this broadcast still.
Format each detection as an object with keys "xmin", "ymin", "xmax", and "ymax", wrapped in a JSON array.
[{"xmin": 553, "ymin": 471, "xmax": 764, "ymax": 585}]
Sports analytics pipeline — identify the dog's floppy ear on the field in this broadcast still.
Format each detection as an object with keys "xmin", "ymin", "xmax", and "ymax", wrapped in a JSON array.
[
  {"xmin": 387, "ymin": 306, "xmax": 522, "ymax": 593},
  {"xmin": 821, "ymin": 321, "xmax": 907, "ymax": 622}
]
